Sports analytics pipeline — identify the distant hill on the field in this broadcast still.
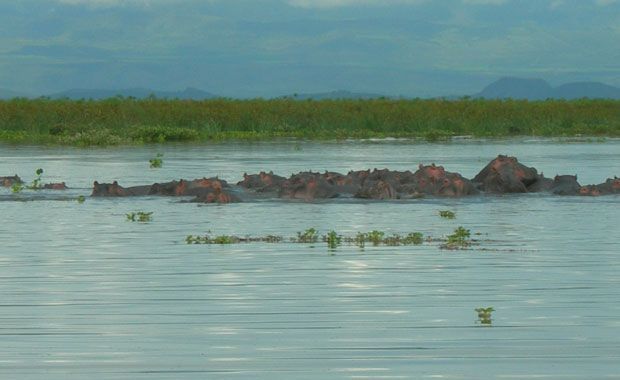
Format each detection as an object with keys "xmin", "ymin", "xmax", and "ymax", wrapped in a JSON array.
[
  {"xmin": 280, "ymin": 90, "xmax": 390, "ymax": 100},
  {"xmin": 0, "ymin": 88, "xmax": 30, "ymax": 99},
  {"xmin": 475, "ymin": 77, "xmax": 620, "ymax": 100},
  {"xmin": 553, "ymin": 82, "xmax": 620, "ymax": 99},
  {"xmin": 47, "ymin": 87, "xmax": 217, "ymax": 100}
]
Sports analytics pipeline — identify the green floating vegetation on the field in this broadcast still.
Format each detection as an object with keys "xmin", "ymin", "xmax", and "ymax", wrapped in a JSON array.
[
  {"xmin": 126, "ymin": 211, "xmax": 153, "ymax": 222},
  {"xmin": 324, "ymin": 230, "xmax": 342, "ymax": 250},
  {"xmin": 185, "ymin": 234, "xmax": 283, "ymax": 244},
  {"xmin": 186, "ymin": 229, "xmax": 425, "ymax": 251},
  {"xmin": 295, "ymin": 228, "xmax": 319, "ymax": 243},
  {"xmin": 440, "ymin": 226, "xmax": 472, "ymax": 250},
  {"xmin": 11, "ymin": 168, "xmax": 44, "ymax": 193},
  {"xmin": 11, "ymin": 182, "xmax": 24, "ymax": 193},
  {"xmin": 77, "ymin": 195, "xmax": 86, "ymax": 204},
  {"xmin": 1, "ymin": 98, "xmax": 619, "ymax": 146},
  {"xmin": 343, "ymin": 231, "xmax": 424, "ymax": 248},
  {"xmin": 439, "ymin": 210, "xmax": 456, "ymax": 219},
  {"xmin": 149, "ymin": 153, "xmax": 164, "ymax": 168},
  {"xmin": 475, "ymin": 307, "xmax": 495, "ymax": 325}
]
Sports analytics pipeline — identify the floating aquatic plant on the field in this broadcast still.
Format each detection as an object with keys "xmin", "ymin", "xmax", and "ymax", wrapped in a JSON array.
[
  {"xmin": 439, "ymin": 210, "xmax": 456, "ymax": 219},
  {"xmin": 126, "ymin": 211, "xmax": 153, "ymax": 222},
  {"xmin": 77, "ymin": 195, "xmax": 86, "ymax": 204},
  {"xmin": 149, "ymin": 153, "xmax": 164, "ymax": 168},
  {"xmin": 324, "ymin": 230, "xmax": 342, "ymax": 250},
  {"xmin": 184, "ymin": 230, "xmax": 425, "ymax": 250},
  {"xmin": 475, "ymin": 307, "xmax": 494, "ymax": 325},
  {"xmin": 295, "ymin": 228, "xmax": 319, "ymax": 243},
  {"xmin": 186, "ymin": 234, "xmax": 283, "ymax": 244},
  {"xmin": 11, "ymin": 182, "xmax": 24, "ymax": 193},
  {"xmin": 29, "ymin": 168, "xmax": 44, "ymax": 189},
  {"xmin": 440, "ymin": 226, "xmax": 472, "ymax": 250}
]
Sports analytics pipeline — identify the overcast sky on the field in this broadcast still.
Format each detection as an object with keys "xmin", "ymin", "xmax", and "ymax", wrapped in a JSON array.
[{"xmin": 1, "ymin": 0, "xmax": 619, "ymax": 97}]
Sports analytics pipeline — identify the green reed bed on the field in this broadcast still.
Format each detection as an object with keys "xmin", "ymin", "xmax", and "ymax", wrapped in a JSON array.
[{"xmin": 1, "ymin": 97, "xmax": 619, "ymax": 145}]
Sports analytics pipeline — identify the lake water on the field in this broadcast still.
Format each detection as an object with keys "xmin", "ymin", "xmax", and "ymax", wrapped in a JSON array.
[{"xmin": 1, "ymin": 139, "xmax": 619, "ymax": 379}]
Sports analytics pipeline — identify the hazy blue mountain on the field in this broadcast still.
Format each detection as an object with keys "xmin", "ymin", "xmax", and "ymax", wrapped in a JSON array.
[
  {"xmin": 47, "ymin": 87, "xmax": 217, "ymax": 100},
  {"xmin": 0, "ymin": 88, "xmax": 30, "ymax": 99},
  {"xmin": 474, "ymin": 77, "xmax": 620, "ymax": 100},
  {"xmin": 553, "ymin": 82, "xmax": 620, "ymax": 100},
  {"xmin": 280, "ymin": 90, "xmax": 390, "ymax": 100},
  {"xmin": 475, "ymin": 77, "xmax": 553, "ymax": 100}
]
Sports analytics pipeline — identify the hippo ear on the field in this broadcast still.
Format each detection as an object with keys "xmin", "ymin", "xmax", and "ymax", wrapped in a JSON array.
[
  {"xmin": 269, "ymin": 171, "xmax": 273, "ymax": 175},
  {"xmin": 243, "ymin": 172, "xmax": 247, "ymax": 178},
  {"xmin": 94, "ymin": 181, "xmax": 99, "ymax": 186},
  {"xmin": 113, "ymin": 181, "xmax": 118, "ymax": 185},
  {"xmin": 418, "ymin": 163, "xmax": 423, "ymax": 169},
  {"xmin": 554, "ymin": 175, "xmax": 559, "ymax": 180}
]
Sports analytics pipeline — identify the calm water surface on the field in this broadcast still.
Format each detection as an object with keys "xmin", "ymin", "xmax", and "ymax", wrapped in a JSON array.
[{"xmin": 1, "ymin": 139, "xmax": 619, "ymax": 379}]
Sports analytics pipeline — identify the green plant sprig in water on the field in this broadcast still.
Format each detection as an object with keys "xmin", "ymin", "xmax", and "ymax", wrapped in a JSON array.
[
  {"xmin": 126, "ymin": 211, "xmax": 153, "ymax": 222},
  {"xmin": 439, "ymin": 210, "xmax": 456, "ymax": 219},
  {"xmin": 440, "ymin": 226, "xmax": 472, "ymax": 250},
  {"xmin": 11, "ymin": 182, "xmax": 24, "ymax": 193},
  {"xmin": 28, "ymin": 168, "xmax": 44, "ymax": 189},
  {"xmin": 475, "ymin": 307, "xmax": 494, "ymax": 325},
  {"xmin": 149, "ymin": 153, "xmax": 164, "ymax": 168},
  {"xmin": 295, "ymin": 228, "xmax": 319, "ymax": 243},
  {"xmin": 324, "ymin": 230, "xmax": 342, "ymax": 250}
]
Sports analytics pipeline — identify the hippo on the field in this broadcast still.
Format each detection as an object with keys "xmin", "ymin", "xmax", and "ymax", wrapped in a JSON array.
[
  {"xmin": 526, "ymin": 173, "xmax": 554, "ymax": 192},
  {"xmin": 550, "ymin": 175, "xmax": 581, "ymax": 195},
  {"xmin": 176, "ymin": 177, "xmax": 230, "ymax": 197},
  {"xmin": 578, "ymin": 185, "xmax": 602, "ymax": 196},
  {"xmin": 237, "ymin": 171, "xmax": 286, "ymax": 193},
  {"xmin": 354, "ymin": 168, "xmax": 404, "ymax": 199},
  {"xmin": 322, "ymin": 171, "xmax": 362, "ymax": 195},
  {"xmin": 92, "ymin": 181, "xmax": 152, "ymax": 196},
  {"xmin": 410, "ymin": 164, "xmax": 477, "ymax": 197},
  {"xmin": 594, "ymin": 177, "xmax": 620, "ymax": 195},
  {"xmin": 43, "ymin": 182, "xmax": 68, "ymax": 190},
  {"xmin": 148, "ymin": 180, "xmax": 181, "ymax": 196},
  {"xmin": 473, "ymin": 155, "xmax": 539, "ymax": 193},
  {"xmin": 189, "ymin": 188, "xmax": 241, "ymax": 204},
  {"xmin": 355, "ymin": 179, "xmax": 398, "ymax": 199},
  {"xmin": 1, "ymin": 175, "xmax": 22, "ymax": 187},
  {"xmin": 279, "ymin": 172, "xmax": 339, "ymax": 200},
  {"xmin": 355, "ymin": 168, "xmax": 420, "ymax": 199}
]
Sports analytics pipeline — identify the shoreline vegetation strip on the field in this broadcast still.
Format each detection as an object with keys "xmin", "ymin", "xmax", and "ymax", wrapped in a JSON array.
[{"xmin": 1, "ymin": 98, "xmax": 619, "ymax": 146}]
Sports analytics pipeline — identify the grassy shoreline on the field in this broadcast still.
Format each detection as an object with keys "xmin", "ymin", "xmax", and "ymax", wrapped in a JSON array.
[{"xmin": 1, "ymin": 98, "xmax": 619, "ymax": 146}]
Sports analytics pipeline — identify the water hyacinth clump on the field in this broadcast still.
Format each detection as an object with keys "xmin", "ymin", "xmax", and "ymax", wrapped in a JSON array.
[
  {"xmin": 295, "ymin": 228, "xmax": 319, "ymax": 243},
  {"xmin": 185, "ymin": 230, "xmax": 426, "ymax": 251},
  {"xmin": 185, "ymin": 234, "xmax": 283, "ymax": 244},
  {"xmin": 324, "ymin": 230, "xmax": 342, "ymax": 250},
  {"xmin": 475, "ymin": 307, "xmax": 495, "ymax": 325},
  {"xmin": 439, "ymin": 210, "xmax": 456, "ymax": 219},
  {"xmin": 126, "ymin": 211, "xmax": 154, "ymax": 222},
  {"xmin": 440, "ymin": 226, "xmax": 472, "ymax": 250},
  {"xmin": 149, "ymin": 153, "xmax": 164, "ymax": 168}
]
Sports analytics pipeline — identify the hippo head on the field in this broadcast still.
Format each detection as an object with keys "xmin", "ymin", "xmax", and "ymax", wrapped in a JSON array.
[{"xmin": 92, "ymin": 181, "xmax": 124, "ymax": 196}]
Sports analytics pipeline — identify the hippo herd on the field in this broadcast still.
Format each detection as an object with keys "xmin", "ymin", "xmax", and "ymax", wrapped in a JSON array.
[{"xmin": 2, "ymin": 155, "xmax": 619, "ymax": 203}]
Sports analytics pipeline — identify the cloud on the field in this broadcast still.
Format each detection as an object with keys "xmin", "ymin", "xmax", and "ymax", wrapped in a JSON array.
[
  {"xmin": 56, "ymin": 0, "xmax": 153, "ymax": 7},
  {"xmin": 287, "ymin": 0, "xmax": 427, "ymax": 9},
  {"xmin": 595, "ymin": 0, "xmax": 618, "ymax": 6},
  {"xmin": 461, "ymin": 0, "xmax": 507, "ymax": 4}
]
